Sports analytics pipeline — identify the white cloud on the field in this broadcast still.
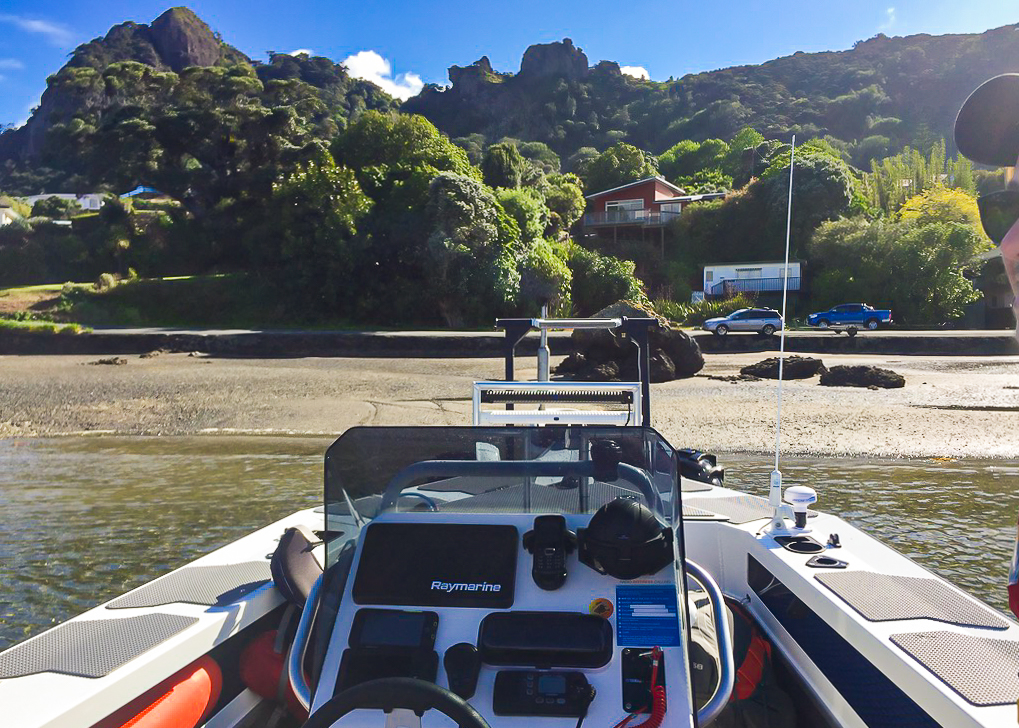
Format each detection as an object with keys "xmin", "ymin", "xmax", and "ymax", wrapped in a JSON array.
[
  {"xmin": 289, "ymin": 49, "xmax": 313, "ymax": 57},
  {"xmin": 0, "ymin": 59, "xmax": 25, "ymax": 71},
  {"xmin": 879, "ymin": 7, "xmax": 896, "ymax": 31},
  {"xmin": 620, "ymin": 65, "xmax": 650, "ymax": 80},
  {"xmin": 340, "ymin": 50, "xmax": 423, "ymax": 100},
  {"xmin": 0, "ymin": 14, "xmax": 74, "ymax": 46}
]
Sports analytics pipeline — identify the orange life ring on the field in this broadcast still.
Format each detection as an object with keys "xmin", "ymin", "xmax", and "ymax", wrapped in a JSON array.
[{"xmin": 91, "ymin": 655, "xmax": 222, "ymax": 728}]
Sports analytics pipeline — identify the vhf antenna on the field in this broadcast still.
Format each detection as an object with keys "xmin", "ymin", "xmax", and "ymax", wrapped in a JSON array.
[{"xmin": 764, "ymin": 135, "xmax": 816, "ymax": 534}]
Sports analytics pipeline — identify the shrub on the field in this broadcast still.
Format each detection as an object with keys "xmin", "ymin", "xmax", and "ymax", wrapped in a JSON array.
[
  {"xmin": 677, "ymin": 293, "xmax": 758, "ymax": 326},
  {"xmin": 518, "ymin": 240, "xmax": 572, "ymax": 316},
  {"xmin": 567, "ymin": 245, "xmax": 649, "ymax": 316},
  {"xmin": 94, "ymin": 272, "xmax": 117, "ymax": 291},
  {"xmin": 654, "ymin": 299, "xmax": 692, "ymax": 323}
]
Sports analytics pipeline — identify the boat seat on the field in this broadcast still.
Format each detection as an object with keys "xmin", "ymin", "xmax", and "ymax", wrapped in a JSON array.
[{"xmin": 270, "ymin": 525, "xmax": 323, "ymax": 609}]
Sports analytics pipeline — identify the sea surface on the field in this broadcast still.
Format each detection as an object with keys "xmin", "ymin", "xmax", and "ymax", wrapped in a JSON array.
[{"xmin": 1, "ymin": 436, "xmax": 1017, "ymax": 649}]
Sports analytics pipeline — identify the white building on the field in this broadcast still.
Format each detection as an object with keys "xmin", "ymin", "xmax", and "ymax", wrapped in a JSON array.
[
  {"xmin": 21, "ymin": 193, "xmax": 107, "ymax": 212},
  {"xmin": 0, "ymin": 207, "xmax": 19, "ymax": 226},
  {"xmin": 701, "ymin": 261, "xmax": 802, "ymax": 298}
]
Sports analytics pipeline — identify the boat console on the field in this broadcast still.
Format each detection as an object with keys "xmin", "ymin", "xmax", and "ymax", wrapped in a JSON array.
[{"xmin": 297, "ymin": 422, "xmax": 731, "ymax": 728}]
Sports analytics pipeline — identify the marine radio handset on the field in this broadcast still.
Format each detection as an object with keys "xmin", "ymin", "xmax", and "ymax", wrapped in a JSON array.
[{"xmin": 523, "ymin": 515, "xmax": 576, "ymax": 591}]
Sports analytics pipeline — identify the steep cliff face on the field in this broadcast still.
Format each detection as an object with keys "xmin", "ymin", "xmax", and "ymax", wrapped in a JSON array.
[
  {"xmin": 404, "ymin": 38, "xmax": 611, "ymax": 146},
  {"xmin": 518, "ymin": 38, "xmax": 589, "ymax": 81},
  {"xmin": 148, "ymin": 7, "xmax": 230, "ymax": 71}
]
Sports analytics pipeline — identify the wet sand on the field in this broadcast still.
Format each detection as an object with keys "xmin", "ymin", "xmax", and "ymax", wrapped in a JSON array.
[{"xmin": 1, "ymin": 351, "xmax": 1017, "ymax": 458}]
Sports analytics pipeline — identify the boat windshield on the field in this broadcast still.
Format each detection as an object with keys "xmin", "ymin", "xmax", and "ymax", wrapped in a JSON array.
[{"xmin": 324, "ymin": 426, "xmax": 680, "ymax": 563}]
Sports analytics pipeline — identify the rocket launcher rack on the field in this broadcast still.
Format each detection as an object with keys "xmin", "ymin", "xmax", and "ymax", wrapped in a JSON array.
[{"xmin": 475, "ymin": 317, "xmax": 660, "ymax": 427}]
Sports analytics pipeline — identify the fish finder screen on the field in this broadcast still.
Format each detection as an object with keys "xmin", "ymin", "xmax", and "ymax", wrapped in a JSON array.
[{"xmin": 355, "ymin": 610, "xmax": 432, "ymax": 648}]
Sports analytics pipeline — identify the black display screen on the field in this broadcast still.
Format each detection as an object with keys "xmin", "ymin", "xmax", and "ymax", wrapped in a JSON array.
[
  {"xmin": 539, "ymin": 675, "xmax": 566, "ymax": 694},
  {"xmin": 350, "ymin": 608, "xmax": 437, "ymax": 649},
  {"xmin": 360, "ymin": 612, "xmax": 427, "ymax": 647}
]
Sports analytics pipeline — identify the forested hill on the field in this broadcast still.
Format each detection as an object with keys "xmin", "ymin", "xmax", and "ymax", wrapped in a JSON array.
[
  {"xmin": 404, "ymin": 26, "xmax": 1019, "ymax": 168},
  {"xmin": 0, "ymin": 7, "xmax": 397, "ymax": 193}
]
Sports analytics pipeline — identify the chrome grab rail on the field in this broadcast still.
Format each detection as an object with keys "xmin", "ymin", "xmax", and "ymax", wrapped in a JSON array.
[
  {"xmin": 685, "ymin": 559, "xmax": 735, "ymax": 727},
  {"xmin": 288, "ymin": 572, "xmax": 324, "ymax": 711}
]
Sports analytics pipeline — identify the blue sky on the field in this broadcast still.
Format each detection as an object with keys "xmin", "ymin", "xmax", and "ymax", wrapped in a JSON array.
[{"xmin": 1, "ymin": 0, "xmax": 1017, "ymax": 127}]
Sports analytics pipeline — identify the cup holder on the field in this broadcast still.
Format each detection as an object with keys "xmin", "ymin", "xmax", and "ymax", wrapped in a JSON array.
[
  {"xmin": 806, "ymin": 553, "xmax": 848, "ymax": 569},
  {"xmin": 775, "ymin": 536, "xmax": 824, "ymax": 554}
]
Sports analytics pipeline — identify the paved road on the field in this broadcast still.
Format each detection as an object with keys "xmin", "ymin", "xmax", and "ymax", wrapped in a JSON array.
[
  {"xmin": 3, "ymin": 325, "xmax": 1016, "ymax": 357},
  {"xmin": 88, "ymin": 326, "xmax": 1016, "ymax": 339}
]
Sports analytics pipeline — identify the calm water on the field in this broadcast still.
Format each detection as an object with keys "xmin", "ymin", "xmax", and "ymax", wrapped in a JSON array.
[{"xmin": 1, "ymin": 437, "xmax": 1017, "ymax": 649}]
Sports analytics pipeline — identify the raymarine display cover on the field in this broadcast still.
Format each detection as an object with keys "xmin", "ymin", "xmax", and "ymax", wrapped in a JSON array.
[{"xmin": 352, "ymin": 522, "xmax": 517, "ymax": 608}]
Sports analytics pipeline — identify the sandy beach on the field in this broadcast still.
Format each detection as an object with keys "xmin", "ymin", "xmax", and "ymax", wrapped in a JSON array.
[{"xmin": 1, "ymin": 351, "xmax": 1017, "ymax": 458}]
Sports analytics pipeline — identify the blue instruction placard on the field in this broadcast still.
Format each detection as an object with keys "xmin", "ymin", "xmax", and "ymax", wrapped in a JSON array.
[{"xmin": 615, "ymin": 584, "xmax": 681, "ymax": 646}]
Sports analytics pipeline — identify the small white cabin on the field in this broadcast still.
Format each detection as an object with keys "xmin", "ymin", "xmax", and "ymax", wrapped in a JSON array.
[
  {"xmin": 702, "ymin": 261, "xmax": 801, "ymax": 298},
  {"xmin": 21, "ymin": 193, "xmax": 106, "ymax": 212}
]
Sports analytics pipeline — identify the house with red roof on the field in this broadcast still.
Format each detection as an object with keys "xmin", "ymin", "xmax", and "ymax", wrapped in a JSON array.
[{"xmin": 581, "ymin": 176, "xmax": 725, "ymax": 254}]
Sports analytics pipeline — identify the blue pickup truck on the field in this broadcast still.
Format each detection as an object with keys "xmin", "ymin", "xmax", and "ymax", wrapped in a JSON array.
[{"xmin": 807, "ymin": 303, "xmax": 892, "ymax": 330}]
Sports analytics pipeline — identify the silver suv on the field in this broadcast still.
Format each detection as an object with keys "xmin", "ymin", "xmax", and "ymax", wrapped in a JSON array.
[{"xmin": 702, "ymin": 308, "xmax": 783, "ymax": 336}]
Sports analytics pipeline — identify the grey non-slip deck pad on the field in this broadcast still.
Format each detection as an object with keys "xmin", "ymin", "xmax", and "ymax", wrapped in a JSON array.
[
  {"xmin": 688, "ymin": 494, "xmax": 817, "ymax": 524},
  {"xmin": 816, "ymin": 571, "xmax": 1009, "ymax": 629},
  {"xmin": 0, "ymin": 614, "xmax": 197, "ymax": 679},
  {"xmin": 891, "ymin": 631, "xmax": 1019, "ymax": 705},
  {"xmin": 106, "ymin": 561, "xmax": 271, "ymax": 609}
]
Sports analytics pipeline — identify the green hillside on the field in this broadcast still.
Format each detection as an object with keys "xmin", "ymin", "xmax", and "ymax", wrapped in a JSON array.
[{"xmin": 405, "ymin": 28, "xmax": 1019, "ymax": 168}]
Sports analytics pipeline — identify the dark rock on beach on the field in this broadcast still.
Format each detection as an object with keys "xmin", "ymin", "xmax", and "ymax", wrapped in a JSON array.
[
  {"xmin": 741, "ymin": 356, "xmax": 827, "ymax": 380},
  {"xmin": 820, "ymin": 365, "xmax": 905, "ymax": 388},
  {"xmin": 555, "ymin": 301, "xmax": 703, "ymax": 382}
]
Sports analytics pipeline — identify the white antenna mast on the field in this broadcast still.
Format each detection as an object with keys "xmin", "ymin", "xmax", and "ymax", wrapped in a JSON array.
[{"xmin": 764, "ymin": 135, "xmax": 803, "ymax": 534}]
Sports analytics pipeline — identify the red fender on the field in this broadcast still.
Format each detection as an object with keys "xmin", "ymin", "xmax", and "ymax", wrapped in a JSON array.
[{"xmin": 92, "ymin": 655, "xmax": 222, "ymax": 728}]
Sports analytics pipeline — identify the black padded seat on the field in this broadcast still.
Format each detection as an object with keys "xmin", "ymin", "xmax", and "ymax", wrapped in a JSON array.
[{"xmin": 270, "ymin": 525, "xmax": 323, "ymax": 608}]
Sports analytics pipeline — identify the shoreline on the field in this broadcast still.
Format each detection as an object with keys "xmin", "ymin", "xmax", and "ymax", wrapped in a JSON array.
[
  {"xmin": 3, "ymin": 430, "xmax": 1013, "ymax": 463},
  {"xmin": 2, "ymin": 350, "xmax": 1017, "ymax": 459}
]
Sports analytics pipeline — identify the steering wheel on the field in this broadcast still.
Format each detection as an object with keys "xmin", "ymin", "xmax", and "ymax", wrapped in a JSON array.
[{"xmin": 302, "ymin": 677, "xmax": 490, "ymax": 728}]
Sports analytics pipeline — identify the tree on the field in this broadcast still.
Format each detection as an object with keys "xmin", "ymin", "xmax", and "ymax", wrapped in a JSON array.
[
  {"xmin": 495, "ymin": 188, "xmax": 548, "ymax": 245},
  {"xmin": 567, "ymin": 244, "xmax": 648, "ymax": 315},
  {"xmin": 31, "ymin": 197, "xmax": 80, "ymax": 219},
  {"xmin": 519, "ymin": 240, "xmax": 572, "ymax": 315},
  {"xmin": 544, "ymin": 173, "xmax": 586, "ymax": 236},
  {"xmin": 658, "ymin": 138, "xmax": 728, "ymax": 183},
  {"xmin": 566, "ymin": 147, "xmax": 599, "ymax": 178},
  {"xmin": 260, "ymin": 154, "xmax": 372, "ymax": 314},
  {"xmin": 898, "ymin": 186, "xmax": 984, "ymax": 230},
  {"xmin": 584, "ymin": 143, "xmax": 658, "ymax": 193},
  {"xmin": 426, "ymin": 172, "xmax": 520, "ymax": 326},
  {"xmin": 809, "ymin": 216, "xmax": 991, "ymax": 324},
  {"xmin": 482, "ymin": 142, "xmax": 526, "ymax": 189}
]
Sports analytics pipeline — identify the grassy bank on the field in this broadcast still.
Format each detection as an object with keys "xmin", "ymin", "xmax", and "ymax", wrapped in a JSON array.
[
  {"xmin": 0, "ymin": 274, "xmax": 368, "ymax": 330},
  {"xmin": 0, "ymin": 318, "xmax": 88, "ymax": 334}
]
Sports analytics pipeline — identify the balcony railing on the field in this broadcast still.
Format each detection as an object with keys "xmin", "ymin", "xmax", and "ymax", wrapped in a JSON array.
[
  {"xmin": 582, "ymin": 209, "xmax": 682, "ymax": 227},
  {"xmin": 709, "ymin": 277, "xmax": 801, "ymax": 296}
]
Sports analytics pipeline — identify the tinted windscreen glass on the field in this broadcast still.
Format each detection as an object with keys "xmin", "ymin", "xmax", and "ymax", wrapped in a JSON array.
[{"xmin": 323, "ymin": 426, "xmax": 680, "ymax": 566}]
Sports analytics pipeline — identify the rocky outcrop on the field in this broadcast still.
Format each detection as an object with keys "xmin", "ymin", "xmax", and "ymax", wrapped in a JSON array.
[
  {"xmin": 820, "ymin": 365, "xmax": 906, "ymax": 388},
  {"xmin": 555, "ymin": 301, "xmax": 703, "ymax": 383},
  {"xmin": 448, "ymin": 57, "xmax": 500, "ymax": 96},
  {"xmin": 149, "ymin": 7, "xmax": 224, "ymax": 72},
  {"xmin": 740, "ymin": 356, "xmax": 827, "ymax": 380},
  {"xmin": 519, "ymin": 38, "xmax": 589, "ymax": 81}
]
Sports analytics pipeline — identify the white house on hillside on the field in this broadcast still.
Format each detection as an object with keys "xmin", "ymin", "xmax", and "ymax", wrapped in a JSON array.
[
  {"xmin": 0, "ymin": 207, "xmax": 20, "ymax": 226},
  {"xmin": 21, "ymin": 193, "xmax": 107, "ymax": 212},
  {"xmin": 701, "ymin": 261, "xmax": 802, "ymax": 299}
]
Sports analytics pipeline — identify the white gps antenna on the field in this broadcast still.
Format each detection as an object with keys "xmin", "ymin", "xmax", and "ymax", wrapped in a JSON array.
[{"xmin": 764, "ymin": 135, "xmax": 816, "ymax": 534}]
